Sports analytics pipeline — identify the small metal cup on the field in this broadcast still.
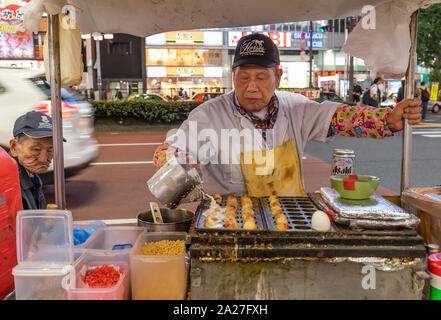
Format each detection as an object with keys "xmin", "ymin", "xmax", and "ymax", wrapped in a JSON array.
[{"xmin": 147, "ymin": 156, "xmax": 202, "ymax": 208}]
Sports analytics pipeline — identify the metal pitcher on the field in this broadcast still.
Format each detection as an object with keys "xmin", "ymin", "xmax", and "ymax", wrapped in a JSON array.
[{"xmin": 147, "ymin": 156, "xmax": 203, "ymax": 208}]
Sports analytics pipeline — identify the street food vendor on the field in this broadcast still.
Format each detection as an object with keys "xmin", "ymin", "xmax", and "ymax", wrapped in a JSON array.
[{"xmin": 153, "ymin": 33, "xmax": 421, "ymax": 197}]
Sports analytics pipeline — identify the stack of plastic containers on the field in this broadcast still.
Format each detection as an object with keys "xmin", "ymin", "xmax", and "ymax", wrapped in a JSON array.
[
  {"xmin": 79, "ymin": 226, "xmax": 144, "ymax": 263},
  {"xmin": 12, "ymin": 210, "xmax": 77, "ymax": 300},
  {"xmin": 66, "ymin": 251, "xmax": 129, "ymax": 300},
  {"xmin": 74, "ymin": 226, "xmax": 144, "ymax": 299},
  {"xmin": 130, "ymin": 231, "xmax": 187, "ymax": 300}
]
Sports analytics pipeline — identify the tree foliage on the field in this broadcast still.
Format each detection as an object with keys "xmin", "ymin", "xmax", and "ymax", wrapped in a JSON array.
[{"xmin": 417, "ymin": 4, "xmax": 441, "ymax": 83}]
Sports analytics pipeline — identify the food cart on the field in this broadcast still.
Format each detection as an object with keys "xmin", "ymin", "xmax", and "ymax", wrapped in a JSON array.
[{"xmin": 7, "ymin": 0, "xmax": 441, "ymax": 300}]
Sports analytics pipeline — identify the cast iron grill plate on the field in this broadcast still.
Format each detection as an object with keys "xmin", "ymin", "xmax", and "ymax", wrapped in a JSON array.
[
  {"xmin": 259, "ymin": 196, "xmax": 335, "ymax": 232},
  {"xmin": 195, "ymin": 195, "xmax": 266, "ymax": 232}
]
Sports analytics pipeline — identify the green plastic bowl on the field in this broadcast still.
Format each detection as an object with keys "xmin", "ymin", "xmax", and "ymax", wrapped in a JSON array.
[{"xmin": 330, "ymin": 175, "xmax": 380, "ymax": 200}]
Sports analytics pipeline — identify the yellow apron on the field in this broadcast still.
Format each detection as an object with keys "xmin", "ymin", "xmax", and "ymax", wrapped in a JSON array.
[{"xmin": 240, "ymin": 137, "xmax": 306, "ymax": 197}]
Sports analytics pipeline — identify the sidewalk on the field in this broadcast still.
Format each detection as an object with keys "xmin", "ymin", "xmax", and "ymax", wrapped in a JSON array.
[{"xmin": 302, "ymin": 152, "xmax": 398, "ymax": 196}]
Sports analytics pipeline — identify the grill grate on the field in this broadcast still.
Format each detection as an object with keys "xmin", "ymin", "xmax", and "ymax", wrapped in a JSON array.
[{"xmin": 260, "ymin": 196, "xmax": 335, "ymax": 232}]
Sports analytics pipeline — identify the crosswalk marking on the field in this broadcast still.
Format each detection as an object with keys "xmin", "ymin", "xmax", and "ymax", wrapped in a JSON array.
[
  {"xmin": 412, "ymin": 130, "xmax": 441, "ymax": 135},
  {"xmin": 91, "ymin": 161, "xmax": 154, "ymax": 165},
  {"xmin": 97, "ymin": 143, "xmax": 161, "ymax": 147},
  {"xmin": 422, "ymin": 135, "xmax": 441, "ymax": 138}
]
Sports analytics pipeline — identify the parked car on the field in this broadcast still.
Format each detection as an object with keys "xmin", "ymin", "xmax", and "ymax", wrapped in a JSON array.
[
  {"xmin": 428, "ymin": 100, "xmax": 440, "ymax": 114},
  {"xmin": 127, "ymin": 93, "xmax": 169, "ymax": 101},
  {"xmin": 0, "ymin": 68, "xmax": 98, "ymax": 184},
  {"xmin": 319, "ymin": 92, "xmax": 344, "ymax": 102},
  {"xmin": 380, "ymin": 92, "xmax": 398, "ymax": 108},
  {"xmin": 189, "ymin": 92, "xmax": 223, "ymax": 102}
]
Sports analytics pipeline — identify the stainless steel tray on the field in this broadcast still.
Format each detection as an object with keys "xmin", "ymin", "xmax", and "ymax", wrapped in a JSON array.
[
  {"xmin": 195, "ymin": 195, "xmax": 267, "ymax": 232},
  {"xmin": 259, "ymin": 196, "xmax": 336, "ymax": 232}
]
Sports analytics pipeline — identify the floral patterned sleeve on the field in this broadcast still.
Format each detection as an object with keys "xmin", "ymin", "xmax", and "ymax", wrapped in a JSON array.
[
  {"xmin": 153, "ymin": 143, "xmax": 192, "ymax": 169},
  {"xmin": 328, "ymin": 104, "xmax": 394, "ymax": 139}
]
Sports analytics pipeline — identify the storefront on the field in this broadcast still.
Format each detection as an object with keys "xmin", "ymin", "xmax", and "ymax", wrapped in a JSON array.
[
  {"xmin": 145, "ymin": 30, "xmax": 324, "ymax": 99},
  {"xmin": 145, "ymin": 31, "xmax": 226, "ymax": 99},
  {"xmin": 228, "ymin": 31, "xmax": 314, "ymax": 89}
]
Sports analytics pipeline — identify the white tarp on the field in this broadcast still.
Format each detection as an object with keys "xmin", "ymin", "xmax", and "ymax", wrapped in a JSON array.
[
  {"xmin": 342, "ymin": 0, "xmax": 441, "ymax": 79},
  {"xmin": 22, "ymin": 0, "xmax": 441, "ymax": 79}
]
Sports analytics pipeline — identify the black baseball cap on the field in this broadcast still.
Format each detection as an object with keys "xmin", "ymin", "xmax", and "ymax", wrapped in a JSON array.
[
  {"xmin": 232, "ymin": 33, "xmax": 280, "ymax": 69},
  {"xmin": 13, "ymin": 111, "xmax": 66, "ymax": 142}
]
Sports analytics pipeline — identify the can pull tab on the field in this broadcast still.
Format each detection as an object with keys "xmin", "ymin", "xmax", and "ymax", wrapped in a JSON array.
[{"xmin": 150, "ymin": 202, "xmax": 164, "ymax": 224}]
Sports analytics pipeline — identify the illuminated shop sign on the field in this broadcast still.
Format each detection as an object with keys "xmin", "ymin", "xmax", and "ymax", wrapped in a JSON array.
[
  {"xmin": 293, "ymin": 32, "xmax": 323, "ymax": 40},
  {"xmin": 146, "ymin": 31, "xmax": 223, "ymax": 46},
  {"xmin": 228, "ymin": 32, "xmax": 291, "ymax": 48},
  {"xmin": 293, "ymin": 32, "xmax": 323, "ymax": 48},
  {"xmin": 167, "ymin": 67, "xmax": 205, "ymax": 77},
  {"xmin": 0, "ymin": 0, "xmax": 34, "ymax": 58},
  {"xmin": 0, "ymin": 0, "xmax": 28, "ymax": 33},
  {"xmin": 166, "ymin": 31, "xmax": 204, "ymax": 45}
]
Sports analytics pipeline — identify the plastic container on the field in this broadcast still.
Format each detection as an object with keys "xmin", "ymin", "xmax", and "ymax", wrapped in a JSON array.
[
  {"xmin": 130, "ymin": 231, "xmax": 187, "ymax": 300},
  {"xmin": 12, "ymin": 251, "xmax": 84, "ymax": 300},
  {"xmin": 81, "ymin": 226, "xmax": 144, "ymax": 262},
  {"xmin": 429, "ymin": 253, "xmax": 441, "ymax": 300},
  {"xmin": 66, "ymin": 254, "xmax": 129, "ymax": 300},
  {"xmin": 12, "ymin": 265, "xmax": 73, "ymax": 300},
  {"xmin": 16, "ymin": 210, "xmax": 73, "ymax": 267}
]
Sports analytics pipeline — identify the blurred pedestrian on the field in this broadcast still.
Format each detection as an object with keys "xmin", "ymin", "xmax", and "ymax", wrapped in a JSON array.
[
  {"xmin": 397, "ymin": 80, "xmax": 405, "ymax": 103},
  {"xmin": 362, "ymin": 77, "xmax": 382, "ymax": 107},
  {"xmin": 115, "ymin": 90, "xmax": 123, "ymax": 100},
  {"xmin": 419, "ymin": 81, "xmax": 430, "ymax": 120},
  {"xmin": 89, "ymin": 90, "xmax": 95, "ymax": 100},
  {"xmin": 351, "ymin": 78, "xmax": 363, "ymax": 104}
]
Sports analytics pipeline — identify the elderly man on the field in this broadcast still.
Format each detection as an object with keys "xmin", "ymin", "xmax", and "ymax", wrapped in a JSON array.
[
  {"xmin": 9, "ymin": 111, "xmax": 56, "ymax": 210},
  {"xmin": 153, "ymin": 33, "xmax": 421, "ymax": 197}
]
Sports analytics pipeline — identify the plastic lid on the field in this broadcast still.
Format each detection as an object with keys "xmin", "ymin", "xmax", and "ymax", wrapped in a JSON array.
[
  {"xmin": 16, "ymin": 210, "xmax": 74, "ymax": 266},
  {"xmin": 12, "ymin": 264, "xmax": 72, "ymax": 277},
  {"xmin": 428, "ymin": 253, "xmax": 441, "ymax": 277}
]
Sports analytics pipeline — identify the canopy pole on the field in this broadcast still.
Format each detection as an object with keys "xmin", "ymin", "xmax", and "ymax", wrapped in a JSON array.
[
  {"xmin": 400, "ymin": 10, "xmax": 419, "ymax": 195},
  {"xmin": 48, "ymin": 14, "xmax": 66, "ymax": 209}
]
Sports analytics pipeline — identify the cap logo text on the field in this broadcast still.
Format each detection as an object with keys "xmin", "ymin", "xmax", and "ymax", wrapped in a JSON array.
[
  {"xmin": 38, "ymin": 115, "xmax": 52, "ymax": 129},
  {"xmin": 240, "ymin": 39, "xmax": 265, "ymax": 56}
]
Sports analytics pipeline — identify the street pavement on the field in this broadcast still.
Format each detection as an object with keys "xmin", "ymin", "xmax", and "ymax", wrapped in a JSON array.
[{"xmin": 43, "ymin": 112, "xmax": 441, "ymax": 221}]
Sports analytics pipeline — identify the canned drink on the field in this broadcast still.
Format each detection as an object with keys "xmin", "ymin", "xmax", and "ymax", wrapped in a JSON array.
[{"xmin": 331, "ymin": 149, "xmax": 355, "ymax": 176}]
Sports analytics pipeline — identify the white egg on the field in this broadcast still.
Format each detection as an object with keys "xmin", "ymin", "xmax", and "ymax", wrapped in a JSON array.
[{"xmin": 311, "ymin": 210, "xmax": 331, "ymax": 232}]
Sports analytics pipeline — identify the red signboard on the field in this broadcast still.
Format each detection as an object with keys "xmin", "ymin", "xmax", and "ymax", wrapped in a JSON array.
[
  {"xmin": 0, "ymin": 0, "xmax": 34, "ymax": 59},
  {"xmin": 0, "ymin": 0, "xmax": 30, "ymax": 24}
]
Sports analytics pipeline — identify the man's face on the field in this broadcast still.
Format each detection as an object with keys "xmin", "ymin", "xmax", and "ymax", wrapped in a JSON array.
[
  {"xmin": 233, "ymin": 64, "xmax": 282, "ymax": 112},
  {"xmin": 353, "ymin": 78, "xmax": 357, "ymax": 85},
  {"xmin": 10, "ymin": 136, "xmax": 53, "ymax": 174}
]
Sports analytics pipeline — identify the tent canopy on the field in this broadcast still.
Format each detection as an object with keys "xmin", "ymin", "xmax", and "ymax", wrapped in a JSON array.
[{"xmin": 23, "ymin": 0, "xmax": 440, "ymax": 78}]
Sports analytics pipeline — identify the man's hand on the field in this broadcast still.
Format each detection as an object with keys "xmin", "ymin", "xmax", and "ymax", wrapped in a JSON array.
[{"xmin": 387, "ymin": 98, "xmax": 422, "ymax": 132}]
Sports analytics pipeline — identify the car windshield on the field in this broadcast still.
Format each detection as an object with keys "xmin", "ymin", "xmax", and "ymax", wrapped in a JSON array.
[
  {"xmin": 29, "ymin": 76, "xmax": 87, "ymax": 103},
  {"xmin": 322, "ymin": 92, "xmax": 342, "ymax": 102}
]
